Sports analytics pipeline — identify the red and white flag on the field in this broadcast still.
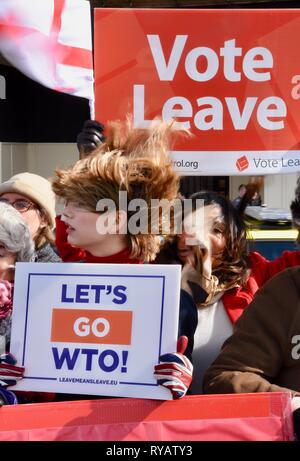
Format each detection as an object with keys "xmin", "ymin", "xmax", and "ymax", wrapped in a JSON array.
[{"xmin": 0, "ymin": 0, "xmax": 94, "ymax": 113}]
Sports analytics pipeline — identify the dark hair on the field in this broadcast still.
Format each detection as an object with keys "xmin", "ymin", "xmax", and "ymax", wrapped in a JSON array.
[
  {"xmin": 290, "ymin": 177, "xmax": 300, "ymax": 244},
  {"xmin": 189, "ymin": 191, "xmax": 250, "ymax": 289},
  {"xmin": 238, "ymin": 184, "xmax": 246, "ymax": 191},
  {"xmin": 237, "ymin": 182, "xmax": 261, "ymax": 216},
  {"xmin": 291, "ymin": 177, "xmax": 300, "ymax": 227}
]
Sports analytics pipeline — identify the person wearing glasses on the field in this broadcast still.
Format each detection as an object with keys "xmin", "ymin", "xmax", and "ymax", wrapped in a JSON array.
[
  {"xmin": 0, "ymin": 202, "xmax": 34, "ymax": 405},
  {"xmin": 0, "ymin": 173, "xmax": 60, "ymax": 263}
]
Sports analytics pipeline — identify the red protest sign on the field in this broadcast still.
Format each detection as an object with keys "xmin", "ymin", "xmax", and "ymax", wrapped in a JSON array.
[{"xmin": 94, "ymin": 9, "xmax": 300, "ymax": 175}]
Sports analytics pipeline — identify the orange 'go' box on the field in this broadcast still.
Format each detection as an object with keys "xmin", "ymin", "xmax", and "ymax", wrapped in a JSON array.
[{"xmin": 51, "ymin": 308, "xmax": 132, "ymax": 345}]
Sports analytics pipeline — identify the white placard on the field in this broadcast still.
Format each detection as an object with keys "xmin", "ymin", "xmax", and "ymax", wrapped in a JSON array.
[{"xmin": 10, "ymin": 262, "xmax": 181, "ymax": 400}]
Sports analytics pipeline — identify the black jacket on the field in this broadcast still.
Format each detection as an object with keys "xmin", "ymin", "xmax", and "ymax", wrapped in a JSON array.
[{"xmin": 178, "ymin": 290, "xmax": 198, "ymax": 362}]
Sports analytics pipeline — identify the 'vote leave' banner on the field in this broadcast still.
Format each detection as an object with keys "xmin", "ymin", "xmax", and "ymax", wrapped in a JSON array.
[{"xmin": 94, "ymin": 9, "xmax": 300, "ymax": 176}]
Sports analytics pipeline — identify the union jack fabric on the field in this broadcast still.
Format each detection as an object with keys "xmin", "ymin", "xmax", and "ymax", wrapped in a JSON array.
[
  {"xmin": 0, "ymin": 352, "xmax": 24, "ymax": 387},
  {"xmin": 154, "ymin": 351, "xmax": 193, "ymax": 399},
  {"xmin": 0, "ymin": 0, "xmax": 94, "ymax": 111}
]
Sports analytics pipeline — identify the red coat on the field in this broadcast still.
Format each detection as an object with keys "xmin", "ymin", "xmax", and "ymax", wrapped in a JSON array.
[
  {"xmin": 223, "ymin": 250, "xmax": 300, "ymax": 324},
  {"xmin": 55, "ymin": 215, "xmax": 142, "ymax": 264}
]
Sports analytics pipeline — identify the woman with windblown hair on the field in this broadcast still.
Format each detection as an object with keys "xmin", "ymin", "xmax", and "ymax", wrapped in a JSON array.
[
  {"xmin": 52, "ymin": 118, "xmax": 193, "ymax": 400},
  {"xmin": 54, "ymin": 119, "xmax": 180, "ymax": 264}
]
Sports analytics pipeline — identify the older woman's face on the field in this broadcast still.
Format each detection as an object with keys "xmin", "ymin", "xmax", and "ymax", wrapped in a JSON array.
[
  {"xmin": 178, "ymin": 204, "xmax": 226, "ymax": 268},
  {"xmin": 0, "ymin": 193, "xmax": 44, "ymax": 242},
  {"xmin": 0, "ymin": 244, "xmax": 16, "ymax": 280}
]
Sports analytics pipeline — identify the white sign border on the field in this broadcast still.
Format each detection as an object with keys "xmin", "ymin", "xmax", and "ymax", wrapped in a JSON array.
[{"xmin": 10, "ymin": 263, "xmax": 181, "ymax": 400}]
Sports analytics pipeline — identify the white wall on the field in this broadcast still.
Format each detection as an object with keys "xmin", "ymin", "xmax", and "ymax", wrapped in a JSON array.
[
  {"xmin": 0, "ymin": 142, "xmax": 79, "ymax": 214},
  {"xmin": 0, "ymin": 142, "xmax": 79, "ymax": 182},
  {"xmin": 0, "ymin": 142, "xmax": 28, "ymax": 180},
  {"xmin": 264, "ymin": 173, "xmax": 299, "ymax": 209}
]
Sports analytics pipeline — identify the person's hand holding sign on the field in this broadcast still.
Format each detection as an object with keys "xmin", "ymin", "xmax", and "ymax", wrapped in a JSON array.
[
  {"xmin": 0, "ymin": 353, "xmax": 24, "ymax": 387},
  {"xmin": 0, "ymin": 353, "xmax": 24, "ymax": 406},
  {"xmin": 154, "ymin": 335, "xmax": 193, "ymax": 399}
]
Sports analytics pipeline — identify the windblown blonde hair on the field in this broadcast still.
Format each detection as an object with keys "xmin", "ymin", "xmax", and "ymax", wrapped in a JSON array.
[{"xmin": 52, "ymin": 118, "xmax": 185, "ymax": 262}]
